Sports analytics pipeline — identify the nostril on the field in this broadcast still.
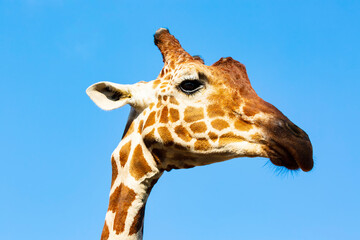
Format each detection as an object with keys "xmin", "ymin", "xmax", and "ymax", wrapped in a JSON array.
[{"xmin": 285, "ymin": 122, "xmax": 303, "ymax": 137}]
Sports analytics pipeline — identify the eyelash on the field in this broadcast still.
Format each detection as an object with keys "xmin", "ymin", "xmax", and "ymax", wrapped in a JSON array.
[{"xmin": 178, "ymin": 80, "xmax": 204, "ymax": 95}]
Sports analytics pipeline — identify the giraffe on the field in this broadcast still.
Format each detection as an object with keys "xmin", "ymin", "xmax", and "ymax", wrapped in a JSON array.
[{"xmin": 86, "ymin": 28, "xmax": 313, "ymax": 240}]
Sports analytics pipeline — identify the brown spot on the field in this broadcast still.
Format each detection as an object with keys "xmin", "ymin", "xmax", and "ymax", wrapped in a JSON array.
[
  {"xmin": 211, "ymin": 119, "xmax": 230, "ymax": 130},
  {"xmin": 207, "ymin": 104, "xmax": 225, "ymax": 118},
  {"xmin": 160, "ymin": 82, "xmax": 168, "ymax": 88},
  {"xmin": 175, "ymin": 125, "xmax": 192, "ymax": 142},
  {"xmin": 157, "ymin": 127, "xmax": 174, "ymax": 146},
  {"xmin": 194, "ymin": 138, "xmax": 211, "ymax": 151},
  {"xmin": 149, "ymin": 103, "xmax": 155, "ymax": 110},
  {"xmin": 227, "ymin": 111, "xmax": 237, "ymax": 119},
  {"xmin": 160, "ymin": 106, "xmax": 169, "ymax": 123},
  {"xmin": 109, "ymin": 183, "xmax": 136, "ymax": 234},
  {"xmin": 157, "ymin": 95, "xmax": 162, "ymax": 101},
  {"xmin": 219, "ymin": 132, "xmax": 245, "ymax": 146},
  {"xmin": 119, "ymin": 141, "xmax": 131, "ymax": 167},
  {"xmin": 251, "ymin": 133, "xmax": 263, "ymax": 141},
  {"xmin": 208, "ymin": 131, "xmax": 218, "ymax": 142},
  {"xmin": 169, "ymin": 96, "xmax": 179, "ymax": 105},
  {"xmin": 156, "ymin": 100, "xmax": 162, "ymax": 108},
  {"xmin": 243, "ymin": 105, "xmax": 259, "ymax": 117},
  {"xmin": 130, "ymin": 145, "xmax": 152, "ymax": 180},
  {"xmin": 101, "ymin": 221, "xmax": 109, "ymax": 240},
  {"xmin": 169, "ymin": 108, "xmax": 180, "ymax": 122},
  {"xmin": 169, "ymin": 60, "xmax": 175, "ymax": 69},
  {"xmin": 159, "ymin": 69, "xmax": 164, "ymax": 78},
  {"xmin": 184, "ymin": 106, "xmax": 204, "ymax": 122},
  {"xmin": 190, "ymin": 121, "xmax": 207, "ymax": 133},
  {"xmin": 234, "ymin": 119, "xmax": 252, "ymax": 131},
  {"xmin": 144, "ymin": 112, "xmax": 156, "ymax": 129},
  {"xmin": 164, "ymin": 74, "xmax": 171, "ymax": 80},
  {"xmin": 111, "ymin": 156, "xmax": 118, "ymax": 188},
  {"xmin": 129, "ymin": 205, "xmax": 145, "ymax": 235},
  {"xmin": 153, "ymin": 79, "xmax": 161, "ymax": 89},
  {"xmin": 143, "ymin": 129, "xmax": 156, "ymax": 148},
  {"xmin": 163, "ymin": 95, "xmax": 168, "ymax": 101},
  {"xmin": 138, "ymin": 120, "xmax": 144, "ymax": 133}
]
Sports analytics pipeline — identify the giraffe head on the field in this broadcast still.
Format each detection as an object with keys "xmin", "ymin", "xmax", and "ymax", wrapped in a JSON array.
[{"xmin": 87, "ymin": 28, "xmax": 313, "ymax": 173}]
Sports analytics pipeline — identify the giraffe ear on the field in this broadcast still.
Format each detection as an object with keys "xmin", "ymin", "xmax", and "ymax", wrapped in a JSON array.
[{"xmin": 86, "ymin": 82, "xmax": 132, "ymax": 111}]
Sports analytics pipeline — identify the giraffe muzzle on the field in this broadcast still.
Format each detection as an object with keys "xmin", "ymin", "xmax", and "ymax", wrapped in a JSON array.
[{"xmin": 267, "ymin": 119, "xmax": 313, "ymax": 172}]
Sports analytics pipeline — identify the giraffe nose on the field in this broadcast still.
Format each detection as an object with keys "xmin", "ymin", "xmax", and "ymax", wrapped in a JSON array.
[
  {"xmin": 277, "ymin": 119, "xmax": 308, "ymax": 139},
  {"xmin": 267, "ymin": 119, "xmax": 313, "ymax": 172}
]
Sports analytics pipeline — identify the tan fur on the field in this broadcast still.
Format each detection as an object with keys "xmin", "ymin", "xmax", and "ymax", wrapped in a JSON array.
[
  {"xmin": 159, "ymin": 106, "xmax": 169, "ymax": 123},
  {"xmin": 101, "ymin": 221, "xmax": 110, "ymax": 240},
  {"xmin": 190, "ymin": 121, "xmax": 207, "ymax": 133},
  {"xmin": 111, "ymin": 156, "xmax": 118, "ymax": 188},
  {"xmin": 174, "ymin": 125, "xmax": 192, "ymax": 142},
  {"xmin": 157, "ymin": 127, "xmax": 174, "ymax": 146},
  {"xmin": 194, "ymin": 138, "xmax": 211, "ymax": 151},
  {"xmin": 119, "ymin": 141, "xmax": 131, "ymax": 167},
  {"xmin": 211, "ymin": 119, "xmax": 230, "ymax": 130},
  {"xmin": 207, "ymin": 104, "xmax": 225, "ymax": 118},
  {"xmin": 143, "ymin": 112, "xmax": 156, "ymax": 129},
  {"xmin": 184, "ymin": 106, "xmax": 204, "ymax": 122},
  {"xmin": 109, "ymin": 183, "xmax": 136, "ymax": 234},
  {"xmin": 129, "ymin": 145, "xmax": 152, "ymax": 180},
  {"xmin": 169, "ymin": 108, "xmax": 180, "ymax": 122}
]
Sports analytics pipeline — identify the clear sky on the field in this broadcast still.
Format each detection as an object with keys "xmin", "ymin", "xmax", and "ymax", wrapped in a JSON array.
[{"xmin": 1, "ymin": 1, "xmax": 359, "ymax": 239}]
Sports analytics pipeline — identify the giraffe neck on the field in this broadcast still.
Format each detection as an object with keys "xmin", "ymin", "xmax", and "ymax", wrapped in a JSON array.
[{"xmin": 101, "ymin": 131, "xmax": 162, "ymax": 240}]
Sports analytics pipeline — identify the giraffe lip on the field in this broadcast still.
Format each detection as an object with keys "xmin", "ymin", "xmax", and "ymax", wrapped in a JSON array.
[
  {"xmin": 267, "ymin": 136, "xmax": 313, "ymax": 172},
  {"xmin": 263, "ymin": 117, "xmax": 314, "ymax": 172},
  {"xmin": 268, "ymin": 143, "xmax": 300, "ymax": 170}
]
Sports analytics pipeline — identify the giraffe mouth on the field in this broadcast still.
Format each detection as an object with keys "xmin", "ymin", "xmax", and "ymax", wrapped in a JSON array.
[
  {"xmin": 267, "ymin": 135, "xmax": 313, "ymax": 172},
  {"xmin": 268, "ymin": 142, "xmax": 301, "ymax": 170}
]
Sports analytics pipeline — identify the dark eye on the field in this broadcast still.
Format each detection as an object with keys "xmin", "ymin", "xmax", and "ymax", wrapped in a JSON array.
[{"xmin": 179, "ymin": 80, "xmax": 203, "ymax": 94}]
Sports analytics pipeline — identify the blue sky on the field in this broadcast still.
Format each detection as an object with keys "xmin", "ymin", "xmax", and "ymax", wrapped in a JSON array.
[{"xmin": 1, "ymin": 0, "xmax": 359, "ymax": 239}]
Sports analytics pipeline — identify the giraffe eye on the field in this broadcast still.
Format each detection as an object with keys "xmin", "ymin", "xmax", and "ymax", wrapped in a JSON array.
[{"xmin": 179, "ymin": 80, "xmax": 203, "ymax": 94}]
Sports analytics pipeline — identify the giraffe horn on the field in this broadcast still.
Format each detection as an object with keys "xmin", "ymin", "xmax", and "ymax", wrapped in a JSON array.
[{"xmin": 154, "ymin": 28, "xmax": 193, "ymax": 64}]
